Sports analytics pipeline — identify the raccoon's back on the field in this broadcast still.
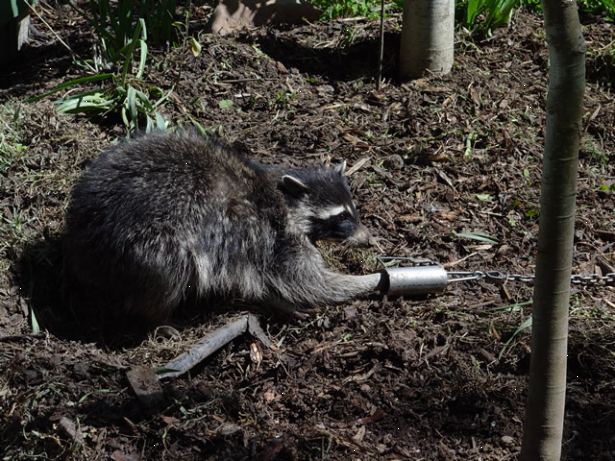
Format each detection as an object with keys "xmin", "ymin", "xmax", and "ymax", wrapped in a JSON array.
[
  {"xmin": 70, "ymin": 133, "xmax": 247, "ymax": 229},
  {"xmin": 63, "ymin": 131, "xmax": 287, "ymax": 326}
]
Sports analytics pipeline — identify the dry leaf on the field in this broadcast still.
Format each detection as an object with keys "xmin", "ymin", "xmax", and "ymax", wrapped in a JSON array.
[
  {"xmin": 352, "ymin": 425, "xmax": 366, "ymax": 443},
  {"xmin": 250, "ymin": 342, "xmax": 263, "ymax": 365}
]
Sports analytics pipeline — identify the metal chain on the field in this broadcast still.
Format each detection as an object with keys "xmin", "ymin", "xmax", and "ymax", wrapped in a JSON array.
[
  {"xmin": 377, "ymin": 256, "xmax": 615, "ymax": 288},
  {"xmin": 377, "ymin": 256, "xmax": 438, "ymax": 268},
  {"xmin": 448, "ymin": 270, "xmax": 615, "ymax": 287},
  {"xmin": 571, "ymin": 272, "xmax": 615, "ymax": 286}
]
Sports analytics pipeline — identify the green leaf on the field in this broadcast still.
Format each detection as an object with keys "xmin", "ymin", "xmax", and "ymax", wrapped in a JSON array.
[
  {"xmin": 454, "ymin": 231, "xmax": 499, "ymax": 244},
  {"xmin": 475, "ymin": 193, "xmax": 494, "ymax": 202},
  {"xmin": 218, "ymin": 99, "xmax": 233, "ymax": 110},
  {"xmin": 466, "ymin": 0, "xmax": 481, "ymax": 26},
  {"xmin": 155, "ymin": 112, "xmax": 168, "ymax": 131},
  {"xmin": 190, "ymin": 37, "xmax": 202, "ymax": 57},
  {"xmin": 30, "ymin": 306, "xmax": 40, "ymax": 334},
  {"xmin": 189, "ymin": 118, "xmax": 208, "ymax": 137},
  {"xmin": 56, "ymin": 92, "xmax": 115, "ymax": 113},
  {"xmin": 499, "ymin": 315, "xmax": 532, "ymax": 360},
  {"xmin": 126, "ymin": 85, "xmax": 138, "ymax": 125},
  {"xmin": 27, "ymin": 73, "xmax": 114, "ymax": 103},
  {"xmin": 464, "ymin": 132, "xmax": 477, "ymax": 158},
  {"xmin": 138, "ymin": 17, "xmax": 147, "ymax": 42},
  {"xmin": 153, "ymin": 86, "xmax": 174, "ymax": 109},
  {"xmin": 10, "ymin": 0, "xmax": 19, "ymax": 17},
  {"xmin": 525, "ymin": 208, "xmax": 539, "ymax": 219},
  {"xmin": 120, "ymin": 18, "xmax": 144, "ymax": 82},
  {"xmin": 136, "ymin": 40, "xmax": 148, "ymax": 80}
]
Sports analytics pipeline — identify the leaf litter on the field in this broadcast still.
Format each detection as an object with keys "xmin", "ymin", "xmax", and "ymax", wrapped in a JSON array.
[{"xmin": 0, "ymin": 7, "xmax": 614, "ymax": 460}]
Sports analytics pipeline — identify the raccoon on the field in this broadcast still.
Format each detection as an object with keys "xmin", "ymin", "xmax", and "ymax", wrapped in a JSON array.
[{"xmin": 62, "ymin": 131, "xmax": 380, "ymax": 332}]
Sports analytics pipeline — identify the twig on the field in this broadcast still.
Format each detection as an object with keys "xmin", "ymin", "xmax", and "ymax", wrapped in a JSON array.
[
  {"xmin": 377, "ymin": 0, "xmax": 385, "ymax": 89},
  {"xmin": 218, "ymin": 77, "xmax": 279, "ymax": 84},
  {"xmin": 345, "ymin": 156, "xmax": 371, "ymax": 176},
  {"xmin": 0, "ymin": 333, "xmax": 44, "ymax": 342},
  {"xmin": 247, "ymin": 314, "xmax": 276, "ymax": 350},
  {"xmin": 443, "ymin": 252, "xmax": 479, "ymax": 269},
  {"xmin": 26, "ymin": 1, "xmax": 74, "ymax": 56}
]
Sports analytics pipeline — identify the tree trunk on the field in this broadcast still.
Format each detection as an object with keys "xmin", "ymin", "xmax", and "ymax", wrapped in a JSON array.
[
  {"xmin": 520, "ymin": 1, "xmax": 585, "ymax": 460},
  {"xmin": 399, "ymin": 0, "xmax": 454, "ymax": 80}
]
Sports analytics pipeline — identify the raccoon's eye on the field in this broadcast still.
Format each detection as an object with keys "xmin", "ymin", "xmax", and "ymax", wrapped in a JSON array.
[{"xmin": 335, "ymin": 211, "xmax": 352, "ymax": 222}]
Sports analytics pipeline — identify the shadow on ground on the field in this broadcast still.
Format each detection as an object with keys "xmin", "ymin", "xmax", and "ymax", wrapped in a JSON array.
[
  {"xmin": 16, "ymin": 235, "xmax": 155, "ymax": 347},
  {"xmin": 15, "ymin": 235, "xmax": 284, "ymax": 348},
  {"xmin": 254, "ymin": 31, "xmax": 400, "ymax": 82}
]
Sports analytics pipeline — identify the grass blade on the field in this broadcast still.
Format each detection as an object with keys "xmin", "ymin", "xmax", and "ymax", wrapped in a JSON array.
[
  {"xmin": 27, "ymin": 73, "xmax": 113, "ymax": 102},
  {"xmin": 499, "ymin": 315, "xmax": 532, "ymax": 359},
  {"xmin": 454, "ymin": 231, "xmax": 499, "ymax": 244},
  {"xmin": 30, "ymin": 306, "xmax": 40, "ymax": 334},
  {"xmin": 136, "ymin": 18, "xmax": 148, "ymax": 79},
  {"xmin": 56, "ymin": 92, "xmax": 115, "ymax": 114}
]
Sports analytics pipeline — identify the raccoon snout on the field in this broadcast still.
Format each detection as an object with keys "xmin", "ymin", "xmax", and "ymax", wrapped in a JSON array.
[{"xmin": 346, "ymin": 223, "xmax": 372, "ymax": 247}]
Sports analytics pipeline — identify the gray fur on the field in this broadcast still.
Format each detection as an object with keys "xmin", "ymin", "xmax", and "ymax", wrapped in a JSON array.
[{"xmin": 63, "ymin": 131, "xmax": 377, "ymax": 326}]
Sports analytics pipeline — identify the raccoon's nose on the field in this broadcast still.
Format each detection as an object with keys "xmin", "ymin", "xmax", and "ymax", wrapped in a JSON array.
[{"xmin": 348, "ymin": 223, "xmax": 372, "ymax": 247}]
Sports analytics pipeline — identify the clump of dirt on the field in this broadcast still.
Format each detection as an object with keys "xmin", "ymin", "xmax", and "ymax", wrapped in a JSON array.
[{"xmin": 0, "ymin": 6, "xmax": 614, "ymax": 460}]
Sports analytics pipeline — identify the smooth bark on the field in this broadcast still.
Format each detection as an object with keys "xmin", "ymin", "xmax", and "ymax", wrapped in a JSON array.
[
  {"xmin": 520, "ymin": 1, "xmax": 585, "ymax": 460},
  {"xmin": 399, "ymin": 0, "xmax": 454, "ymax": 80}
]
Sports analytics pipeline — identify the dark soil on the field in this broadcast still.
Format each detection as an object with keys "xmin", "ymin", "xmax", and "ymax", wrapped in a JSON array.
[{"xmin": 1, "ymin": 3, "xmax": 615, "ymax": 460}]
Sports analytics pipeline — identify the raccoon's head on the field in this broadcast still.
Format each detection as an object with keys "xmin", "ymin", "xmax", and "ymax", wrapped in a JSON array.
[{"xmin": 280, "ymin": 162, "xmax": 371, "ymax": 246}]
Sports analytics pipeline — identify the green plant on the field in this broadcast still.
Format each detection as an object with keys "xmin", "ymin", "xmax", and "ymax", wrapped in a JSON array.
[
  {"xmin": 31, "ymin": 19, "xmax": 170, "ymax": 134},
  {"xmin": 520, "ymin": 0, "xmax": 615, "ymax": 19},
  {"xmin": 1, "ymin": 0, "xmax": 33, "ymax": 24},
  {"xmin": 578, "ymin": 0, "xmax": 615, "ymax": 19},
  {"xmin": 458, "ymin": 0, "xmax": 517, "ymax": 34},
  {"xmin": 522, "ymin": 0, "xmax": 615, "ymax": 20},
  {"xmin": 309, "ymin": 0, "xmax": 383, "ymax": 19},
  {"xmin": 458, "ymin": 0, "xmax": 614, "ymax": 35},
  {"xmin": 499, "ymin": 314, "xmax": 531, "ymax": 359},
  {"xmin": 312, "ymin": 0, "xmax": 615, "ymax": 24},
  {"xmin": 69, "ymin": 0, "xmax": 178, "ymax": 65},
  {"xmin": 597, "ymin": 183, "xmax": 615, "ymax": 193},
  {"xmin": 0, "ymin": 105, "xmax": 27, "ymax": 174},
  {"xmin": 583, "ymin": 137, "xmax": 613, "ymax": 164},
  {"xmin": 454, "ymin": 230, "xmax": 499, "ymax": 244}
]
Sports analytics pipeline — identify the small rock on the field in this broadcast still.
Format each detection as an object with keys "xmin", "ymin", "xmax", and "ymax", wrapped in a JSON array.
[
  {"xmin": 152, "ymin": 325, "xmax": 180, "ymax": 340},
  {"xmin": 206, "ymin": 0, "xmax": 321, "ymax": 36},
  {"xmin": 217, "ymin": 422, "xmax": 242, "ymax": 436},
  {"xmin": 57, "ymin": 416, "xmax": 84, "ymax": 445},
  {"xmin": 73, "ymin": 362, "xmax": 91, "ymax": 379},
  {"xmin": 496, "ymin": 244, "xmax": 513, "ymax": 256},
  {"xmin": 343, "ymin": 305, "xmax": 358, "ymax": 319},
  {"xmin": 24, "ymin": 369, "xmax": 39, "ymax": 383},
  {"xmin": 501, "ymin": 435, "xmax": 515, "ymax": 446},
  {"xmin": 110, "ymin": 450, "xmax": 140, "ymax": 461},
  {"xmin": 352, "ymin": 425, "xmax": 366, "ymax": 443},
  {"xmin": 126, "ymin": 366, "xmax": 164, "ymax": 411},
  {"xmin": 383, "ymin": 154, "xmax": 404, "ymax": 170}
]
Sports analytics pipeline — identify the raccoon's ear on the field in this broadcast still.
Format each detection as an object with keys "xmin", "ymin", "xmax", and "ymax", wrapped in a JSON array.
[
  {"xmin": 280, "ymin": 175, "xmax": 309, "ymax": 197},
  {"xmin": 335, "ymin": 160, "xmax": 347, "ymax": 176}
]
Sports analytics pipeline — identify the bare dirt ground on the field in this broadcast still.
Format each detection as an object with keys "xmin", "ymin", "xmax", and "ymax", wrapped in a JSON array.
[{"xmin": 1, "ymin": 4, "xmax": 614, "ymax": 460}]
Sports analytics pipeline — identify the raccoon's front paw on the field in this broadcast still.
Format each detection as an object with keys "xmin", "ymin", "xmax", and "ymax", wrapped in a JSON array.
[{"xmin": 261, "ymin": 297, "xmax": 317, "ymax": 320}]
